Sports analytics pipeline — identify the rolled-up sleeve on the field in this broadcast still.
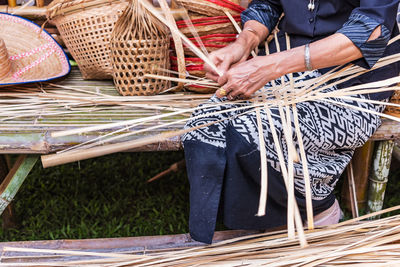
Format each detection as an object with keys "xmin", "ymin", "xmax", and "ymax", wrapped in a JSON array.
[
  {"xmin": 336, "ymin": 0, "xmax": 399, "ymax": 68},
  {"xmin": 241, "ymin": 0, "xmax": 283, "ymax": 33}
]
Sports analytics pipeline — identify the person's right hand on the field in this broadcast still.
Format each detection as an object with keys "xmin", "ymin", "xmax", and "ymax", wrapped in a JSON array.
[{"xmin": 203, "ymin": 41, "xmax": 250, "ymax": 83}]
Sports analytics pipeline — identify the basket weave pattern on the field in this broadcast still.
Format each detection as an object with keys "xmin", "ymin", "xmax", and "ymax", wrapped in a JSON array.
[
  {"xmin": 49, "ymin": 1, "xmax": 127, "ymax": 80},
  {"xmin": 111, "ymin": 0, "xmax": 171, "ymax": 96},
  {"xmin": 112, "ymin": 38, "xmax": 170, "ymax": 96}
]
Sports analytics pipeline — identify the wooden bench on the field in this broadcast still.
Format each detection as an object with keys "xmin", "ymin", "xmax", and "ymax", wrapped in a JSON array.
[{"xmin": 0, "ymin": 66, "xmax": 399, "ymax": 221}]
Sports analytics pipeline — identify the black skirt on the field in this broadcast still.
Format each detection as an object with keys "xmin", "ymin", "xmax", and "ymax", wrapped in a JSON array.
[{"xmin": 182, "ymin": 71, "xmax": 385, "ymax": 244}]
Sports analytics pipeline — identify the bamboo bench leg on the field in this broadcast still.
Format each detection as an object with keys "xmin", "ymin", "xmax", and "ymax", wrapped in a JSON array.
[
  {"xmin": 0, "ymin": 156, "xmax": 17, "ymax": 229},
  {"xmin": 0, "ymin": 155, "xmax": 38, "ymax": 216},
  {"xmin": 367, "ymin": 140, "xmax": 395, "ymax": 218}
]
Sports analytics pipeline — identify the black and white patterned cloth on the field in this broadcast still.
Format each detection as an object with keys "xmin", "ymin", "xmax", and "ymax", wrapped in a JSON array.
[{"xmin": 183, "ymin": 70, "xmax": 384, "ymax": 200}]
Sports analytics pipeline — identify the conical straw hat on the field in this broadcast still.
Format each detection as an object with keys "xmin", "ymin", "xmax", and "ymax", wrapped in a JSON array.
[{"xmin": 0, "ymin": 12, "xmax": 70, "ymax": 86}]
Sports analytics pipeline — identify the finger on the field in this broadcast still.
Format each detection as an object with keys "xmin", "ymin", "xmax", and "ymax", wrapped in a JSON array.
[
  {"xmin": 204, "ymin": 63, "xmax": 218, "ymax": 77},
  {"xmin": 236, "ymin": 94, "xmax": 248, "ymax": 100},
  {"xmin": 204, "ymin": 54, "xmax": 223, "ymax": 76},
  {"xmin": 205, "ymin": 72, "xmax": 219, "ymax": 82},
  {"xmin": 216, "ymin": 88, "xmax": 226, "ymax": 98},
  {"xmin": 233, "ymin": 81, "xmax": 265, "ymax": 99},
  {"xmin": 229, "ymin": 88, "xmax": 244, "ymax": 99},
  {"xmin": 216, "ymin": 84, "xmax": 231, "ymax": 98},
  {"xmin": 217, "ymin": 55, "xmax": 234, "ymax": 75},
  {"xmin": 217, "ymin": 73, "xmax": 228, "ymax": 86}
]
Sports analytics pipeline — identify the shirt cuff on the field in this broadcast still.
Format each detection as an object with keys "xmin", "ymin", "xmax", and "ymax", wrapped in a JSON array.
[
  {"xmin": 241, "ymin": 2, "xmax": 281, "ymax": 33},
  {"xmin": 336, "ymin": 12, "xmax": 391, "ymax": 69}
]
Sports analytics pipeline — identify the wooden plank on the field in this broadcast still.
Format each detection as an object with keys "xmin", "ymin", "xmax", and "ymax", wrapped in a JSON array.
[
  {"xmin": 0, "ymin": 155, "xmax": 18, "ymax": 229},
  {"xmin": 0, "ymin": 230, "xmax": 258, "ymax": 253},
  {"xmin": 371, "ymin": 119, "xmax": 400, "ymax": 140}
]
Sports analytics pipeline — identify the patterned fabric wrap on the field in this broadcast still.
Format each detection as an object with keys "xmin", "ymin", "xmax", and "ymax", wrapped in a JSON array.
[{"xmin": 182, "ymin": 71, "xmax": 385, "ymax": 201}]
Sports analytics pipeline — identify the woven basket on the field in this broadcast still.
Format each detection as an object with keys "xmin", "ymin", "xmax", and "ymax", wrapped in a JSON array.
[
  {"xmin": 47, "ymin": 0, "xmax": 128, "ymax": 80},
  {"xmin": 176, "ymin": 0, "xmax": 244, "ymax": 17},
  {"xmin": 176, "ymin": 14, "xmax": 241, "ymax": 37},
  {"xmin": 385, "ymin": 90, "xmax": 400, "ymax": 118},
  {"xmin": 111, "ymin": 0, "xmax": 170, "ymax": 96},
  {"xmin": 171, "ymin": 55, "xmax": 217, "ymax": 93},
  {"xmin": 172, "ymin": 33, "xmax": 237, "ymax": 56}
]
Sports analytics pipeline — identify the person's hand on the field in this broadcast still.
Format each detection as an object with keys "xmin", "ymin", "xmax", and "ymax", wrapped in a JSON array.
[
  {"xmin": 203, "ymin": 42, "xmax": 250, "ymax": 83},
  {"xmin": 218, "ymin": 54, "xmax": 283, "ymax": 100},
  {"xmin": 203, "ymin": 27, "xmax": 261, "ymax": 83}
]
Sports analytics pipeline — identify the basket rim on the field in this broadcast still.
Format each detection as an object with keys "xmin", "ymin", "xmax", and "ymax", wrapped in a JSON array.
[{"xmin": 47, "ymin": 0, "xmax": 127, "ymax": 20}]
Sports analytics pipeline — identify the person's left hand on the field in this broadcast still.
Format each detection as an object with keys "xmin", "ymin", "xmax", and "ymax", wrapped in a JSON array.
[{"xmin": 217, "ymin": 54, "xmax": 283, "ymax": 99}]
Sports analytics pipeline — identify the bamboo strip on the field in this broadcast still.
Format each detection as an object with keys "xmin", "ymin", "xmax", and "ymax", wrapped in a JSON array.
[
  {"xmin": 292, "ymin": 104, "xmax": 314, "ymax": 230},
  {"xmin": 254, "ymin": 99, "xmax": 268, "ymax": 216},
  {"xmin": 144, "ymin": 74, "xmax": 219, "ymax": 87},
  {"xmin": 264, "ymin": 107, "xmax": 308, "ymax": 248},
  {"xmin": 159, "ymin": 0, "xmax": 186, "ymax": 89},
  {"xmin": 139, "ymin": 0, "xmax": 223, "ymax": 76}
]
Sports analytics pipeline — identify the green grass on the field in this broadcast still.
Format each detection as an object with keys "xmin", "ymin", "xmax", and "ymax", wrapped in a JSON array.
[
  {"xmin": 0, "ymin": 152, "xmax": 190, "ymax": 241},
  {"xmin": 0, "ymin": 153, "xmax": 398, "ymax": 242}
]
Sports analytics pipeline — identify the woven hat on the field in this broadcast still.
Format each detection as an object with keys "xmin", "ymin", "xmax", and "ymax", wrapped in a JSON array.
[{"xmin": 0, "ymin": 12, "xmax": 70, "ymax": 86}]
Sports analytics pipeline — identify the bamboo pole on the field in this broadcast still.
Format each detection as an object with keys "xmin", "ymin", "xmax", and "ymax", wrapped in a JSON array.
[
  {"xmin": 41, "ymin": 121, "xmax": 217, "ymax": 168},
  {"xmin": 0, "ymin": 155, "xmax": 38, "ymax": 215},
  {"xmin": 367, "ymin": 140, "xmax": 395, "ymax": 218}
]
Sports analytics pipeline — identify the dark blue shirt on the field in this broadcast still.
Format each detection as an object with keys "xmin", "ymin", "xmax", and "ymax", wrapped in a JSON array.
[{"xmin": 241, "ymin": 0, "xmax": 400, "ymax": 100}]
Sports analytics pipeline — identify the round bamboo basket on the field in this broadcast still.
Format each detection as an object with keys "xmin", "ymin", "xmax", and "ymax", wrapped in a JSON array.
[
  {"xmin": 175, "ymin": 0, "xmax": 243, "ymax": 17},
  {"xmin": 47, "ymin": 0, "xmax": 128, "ymax": 80},
  {"xmin": 111, "ymin": 0, "xmax": 170, "ymax": 96},
  {"xmin": 176, "ymin": 14, "xmax": 241, "ymax": 37},
  {"xmin": 385, "ymin": 91, "xmax": 400, "ymax": 118}
]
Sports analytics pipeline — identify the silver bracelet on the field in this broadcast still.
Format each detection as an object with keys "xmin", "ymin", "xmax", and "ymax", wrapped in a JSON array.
[{"xmin": 304, "ymin": 43, "xmax": 313, "ymax": 71}]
